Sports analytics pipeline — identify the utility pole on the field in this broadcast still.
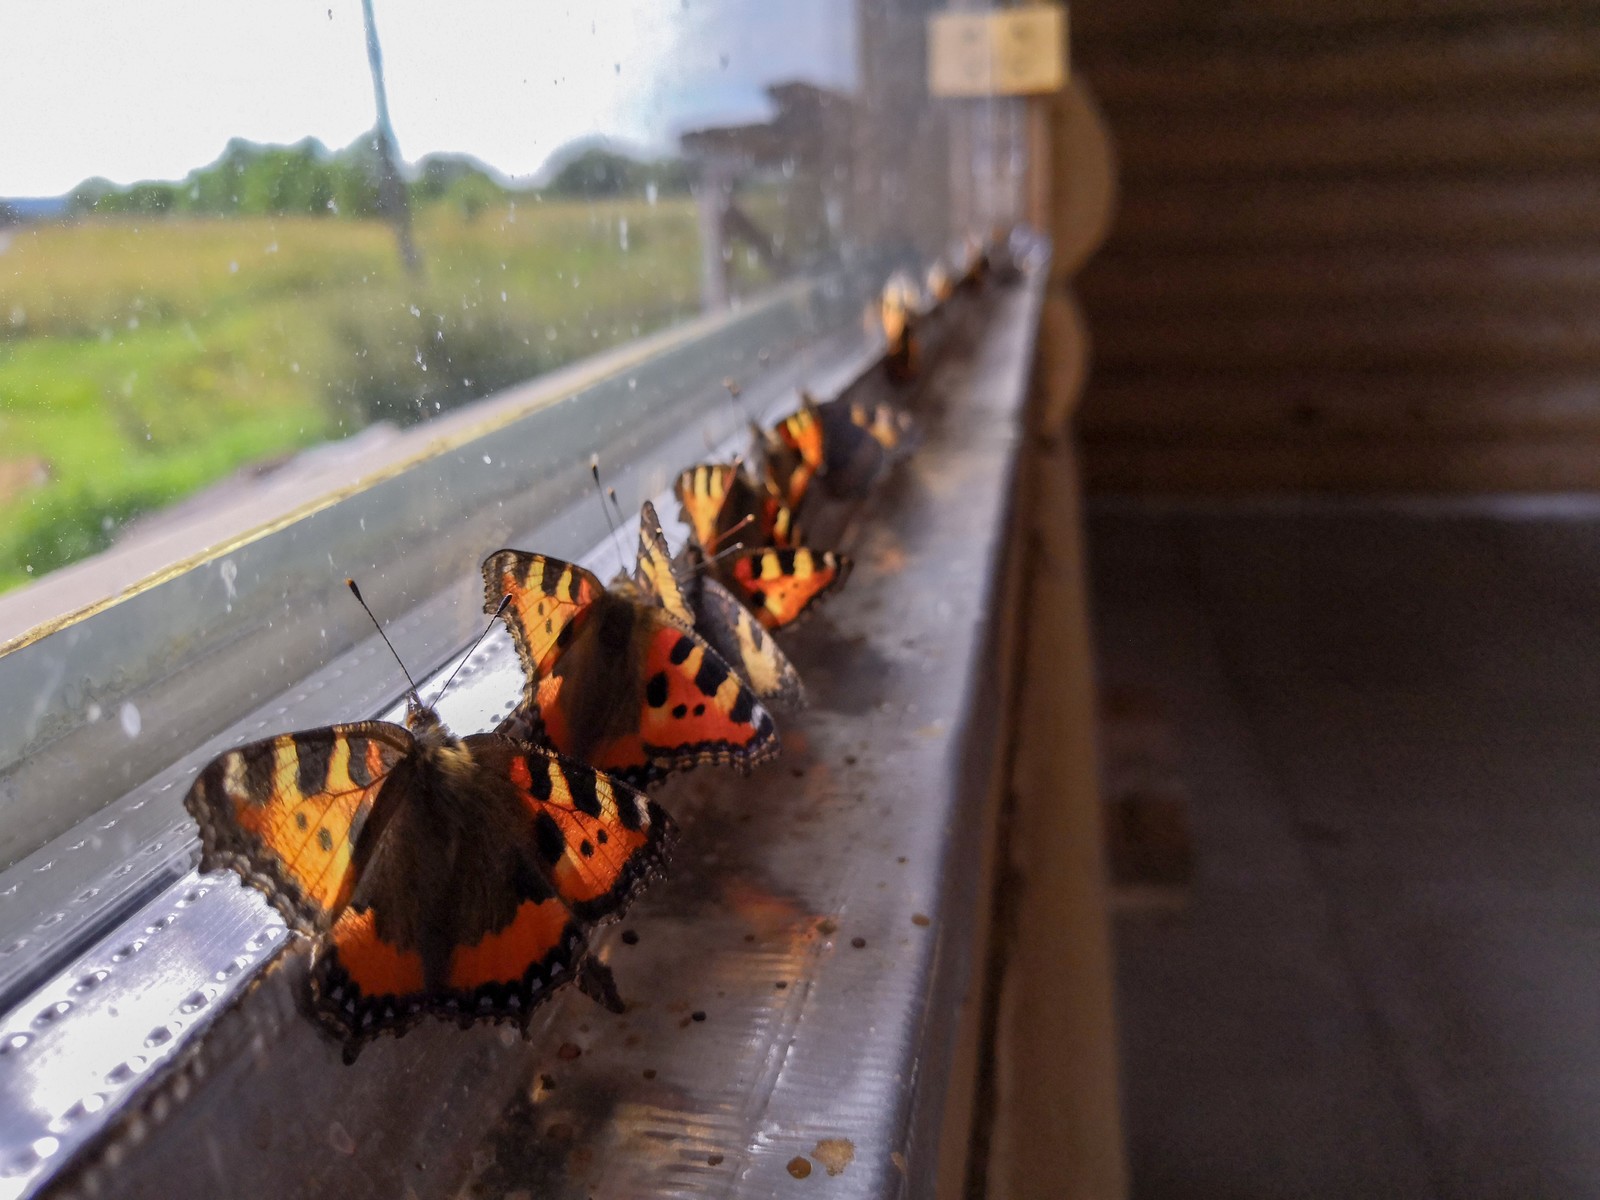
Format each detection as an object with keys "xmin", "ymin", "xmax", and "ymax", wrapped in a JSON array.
[{"xmin": 359, "ymin": 0, "xmax": 421, "ymax": 276}]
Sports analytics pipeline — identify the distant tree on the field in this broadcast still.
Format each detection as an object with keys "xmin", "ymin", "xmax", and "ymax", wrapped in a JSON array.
[
  {"xmin": 547, "ymin": 148, "xmax": 636, "ymax": 196},
  {"xmin": 66, "ymin": 177, "xmax": 119, "ymax": 216},
  {"xmin": 411, "ymin": 154, "xmax": 508, "ymax": 221},
  {"xmin": 544, "ymin": 146, "xmax": 692, "ymax": 199}
]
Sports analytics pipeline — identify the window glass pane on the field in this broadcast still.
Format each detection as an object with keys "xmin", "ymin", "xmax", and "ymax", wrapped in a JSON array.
[{"xmin": 0, "ymin": 1, "xmax": 1021, "ymax": 850}]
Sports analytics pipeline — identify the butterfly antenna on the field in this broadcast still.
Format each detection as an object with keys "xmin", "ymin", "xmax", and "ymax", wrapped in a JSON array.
[
  {"xmin": 703, "ymin": 512, "xmax": 755, "ymax": 554},
  {"xmin": 606, "ymin": 486, "xmax": 628, "ymax": 530},
  {"xmin": 429, "ymin": 594, "xmax": 511, "ymax": 708},
  {"xmin": 345, "ymin": 579, "xmax": 422, "ymax": 708},
  {"xmin": 591, "ymin": 456, "xmax": 626, "ymax": 567},
  {"xmin": 689, "ymin": 540, "xmax": 750, "ymax": 576}
]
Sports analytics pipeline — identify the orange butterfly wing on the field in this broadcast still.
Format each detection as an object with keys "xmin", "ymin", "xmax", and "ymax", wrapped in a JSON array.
[
  {"xmin": 630, "ymin": 500, "xmax": 694, "ymax": 626},
  {"xmin": 674, "ymin": 462, "xmax": 740, "ymax": 553},
  {"xmin": 484, "ymin": 547, "xmax": 606, "ymax": 685},
  {"xmin": 185, "ymin": 722, "xmax": 410, "ymax": 934},
  {"xmin": 726, "ymin": 547, "xmax": 853, "ymax": 631},
  {"xmin": 776, "ymin": 402, "xmax": 825, "ymax": 473},
  {"xmin": 528, "ymin": 605, "xmax": 779, "ymax": 787},
  {"xmin": 488, "ymin": 544, "xmax": 779, "ymax": 787},
  {"xmin": 310, "ymin": 736, "xmax": 671, "ymax": 1056},
  {"xmin": 769, "ymin": 401, "xmax": 824, "ymax": 508},
  {"xmin": 636, "ymin": 607, "xmax": 780, "ymax": 773}
]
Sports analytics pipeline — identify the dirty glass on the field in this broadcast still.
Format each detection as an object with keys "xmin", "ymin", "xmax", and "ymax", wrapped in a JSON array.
[
  {"xmin": 0, "ymin": 0, "xmax": 1022, "ymax": 932},
  {"xmin": 0, "ymin": 0, "xmax": 1029, "ymax": 601},
  {"xmin": 0, "ymin": 1, "xmax": 863, "ymax": 597},
  {"xmin": 0, "ymin": 0, "xmax": 1031, "ymax": 1190}
]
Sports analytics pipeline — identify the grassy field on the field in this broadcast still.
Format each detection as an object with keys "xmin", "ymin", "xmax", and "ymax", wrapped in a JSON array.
[{"xmin": 0, "ymin": 197, "xmax": 707, "ymax": 591}]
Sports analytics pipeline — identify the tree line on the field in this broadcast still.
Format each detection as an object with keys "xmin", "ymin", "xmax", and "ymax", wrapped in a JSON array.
[{"xmin": 64, "ymin": 135, "xmax": 693, "ymax": 219}]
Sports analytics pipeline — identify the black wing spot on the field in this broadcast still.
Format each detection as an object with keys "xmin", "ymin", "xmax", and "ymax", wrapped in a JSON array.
[
  {"xmin": 243, "ymin": 751, "xmax": 277, "ymax": 802},
  {"xmin": 295, "ymin": 812, "xmax": 309, "ymax": 831},
  {"xmin": 317, "ymin": 827, "xmax": 335, "ymax": 853},
  {"xmin": 567, "ymin": 770, "xmax": 602, "ymax": 818},
  {"xmin": 347, "ymin": 743, "xmax": 374, "ymax": 788},
  {"xmin": 694, "ymin": 653, "xmax": 729, "ymax": 697},
  {"xmin": 544, "ymin": 618, "xmax": 553, "ymax": 635},
  {"xmin": 579, "ymin": 840, "xmax": 594, "ymax": 858},
  {"xmin": 596, "ymin": 829, "xmax": 609, "ymax": 845},
  {"xmin": 523, "ymin": 756, "xmax": 553, "ymax": 803},
  {"xmin": 693, "ymin": 703, "xmax": 706, "ymax": 717},
  {"xmin": 534, "ymin": 811, "xmax": 566, "ymax": 865},
  {"xmin": 730, "ymin": 689, "xmax": 754, "ymax": 724},
  {"xmin": 555, "ymin": 620, "xmax": 578, "ymax": 649},
  {"xmin": 645, "ymin": 671, "xmax": 669, "ymax": 708},
  {"xmin": 538, "ymin": 557, "xmax": 563, "ymax": 598},
  {"xmin": 668, "ymin": 637, "xmax": 694, "ymax": 665},
  {"xmin": 745, "ymin": 587, "xmax": 767, "ymax": 610},
  {"xmin": 295, "ymin": 738, "xmax": 333, "ymax": 799},
  {"xmin": 671, "ymin": 704, "xmax": 688, "ymax": 719}
]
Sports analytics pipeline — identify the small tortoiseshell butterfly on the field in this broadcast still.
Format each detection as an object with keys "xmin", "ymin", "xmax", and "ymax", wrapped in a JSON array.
[
  {"xmin": 958, "ymin": 233, "xmax": 990, "ymax": 292},
  {"xmin": 185, "ymin": 692, "xmax": 671, "ymax": 1062},
  {"xmin": 880, "ymin": 272, "xmax": 922, "ymax": 382},
  {"xmin": 843, "ymin": 397, "xmax": 917, "ymax": 457},
  {"xmin": 759, "ymin": 393, "xmax": 913, "ymax": 506},
  {"xmin": 673, "ymin": 463, "xmax": 852, "ymax": 630},
  {"xmin": 484, "ymin": 542, "xmax": 779, "ymax": 788},
  {"xmin": 622, "ymin": 499, "xmax": 805, "ymax": 712},
  {"xmin": 676, "ymin": 460, "xmax": 802, "ymax": 553},
  {"xmin": 760, "ymin": 402, "xmax": 825, "ymax": 511}
]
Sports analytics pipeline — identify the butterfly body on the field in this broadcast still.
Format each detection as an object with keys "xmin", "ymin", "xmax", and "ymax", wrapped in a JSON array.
[{"xmin": 185, "ymin": 702, "xmax": 670, "ymax": 1059}]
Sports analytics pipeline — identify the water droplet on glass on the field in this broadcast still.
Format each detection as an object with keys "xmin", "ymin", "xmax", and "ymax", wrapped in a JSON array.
[
  {"xmin": 85, "ymin": 703, "xmax": 102, "ymax": 723},
  {"xmin": 119, "ymin": 703, "xmax": 141, "ymax": 739}
]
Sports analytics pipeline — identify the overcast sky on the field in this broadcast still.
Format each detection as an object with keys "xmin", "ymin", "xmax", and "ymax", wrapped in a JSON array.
[{"xmin": 0, "ymin": 0, "xmax": 857, "ymax": 196}]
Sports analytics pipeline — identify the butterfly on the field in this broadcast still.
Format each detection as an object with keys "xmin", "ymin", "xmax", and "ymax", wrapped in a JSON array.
[
  {"xmin": 880, "ymin": 272, "xmax": 922, "ymax": 382},
  {"xmin": 958, "ymin": 234, "xmax": 990, "ymax": 292},
  {"xmin": 621, "ymin": 499, "xmax": 806, "ymax": 712},
  {"xmin": 483, "ymin": 538, "xmax": 780, "ymax": 789},
  {"xmin": 759, "ymin": 393, "xmax": 915, "ymax": 507},
  {"xmin": 185, "ymin": 691, "xmax": 671, "ymax": 1062},
  {"xmin": 676, "ymin": 459, "xmax": 802, "ymax": 553},
  {"xmin": 674, "ymin": 462, "xmax": 852, "ymax": 631}
]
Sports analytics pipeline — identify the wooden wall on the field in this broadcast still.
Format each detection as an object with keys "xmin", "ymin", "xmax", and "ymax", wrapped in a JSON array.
[{"xmin": 1071, "ymin": 0, "xmax": 1600, "ymax": 493}]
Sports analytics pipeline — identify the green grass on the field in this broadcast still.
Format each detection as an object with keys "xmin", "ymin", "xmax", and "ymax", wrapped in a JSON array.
[{"xmin": 0, "ymin": 197, "xmax": 711, "ymax": 591}]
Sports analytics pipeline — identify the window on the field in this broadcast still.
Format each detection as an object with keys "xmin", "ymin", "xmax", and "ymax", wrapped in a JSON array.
[{"xmin": 0, "ymin": 0, "xmax": 1033, "ymax": 1192}]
